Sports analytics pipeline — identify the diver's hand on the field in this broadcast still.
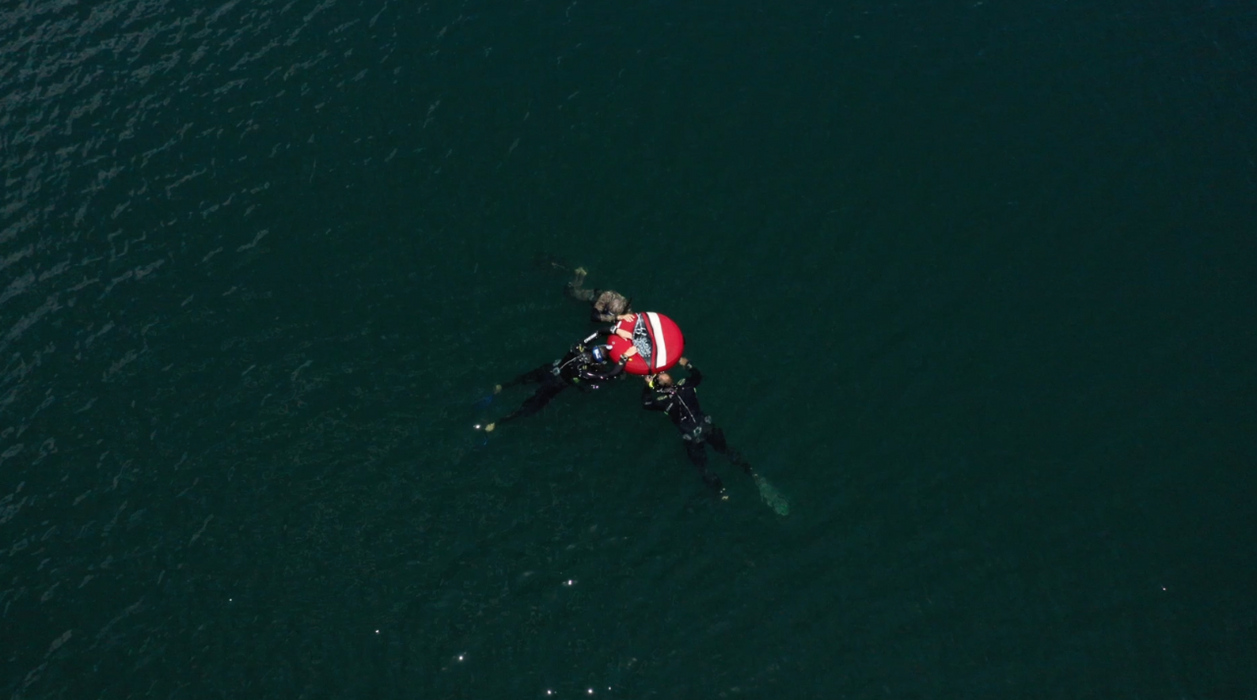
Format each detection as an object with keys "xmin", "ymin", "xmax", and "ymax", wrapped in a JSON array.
[
  {"xmin": 622, "ymin": 346, "xmax": 639, "ymax": 358},
  {"xmin": 677, "ymin": 357, "xmax": 689, "ymax": 367},
  {"xmin": 615, "ymin": 313, "xmax": 636, "ymax": 322}
]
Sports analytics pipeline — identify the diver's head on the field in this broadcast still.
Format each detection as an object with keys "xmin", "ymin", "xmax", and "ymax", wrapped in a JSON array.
[
  {"xmin": 594, "ymin": 290, "xmax": 631, "ymax": 316},
  {"xmin": 651, "ymin": 372, "xmax": 674, "ymax": 388},
  {"xmin": 591, "ymin": 345, "xmax": 610, "ymax": 363}
]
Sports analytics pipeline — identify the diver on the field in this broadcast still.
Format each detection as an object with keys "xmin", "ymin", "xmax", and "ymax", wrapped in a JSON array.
[
  {"xmin": 531, "ymin": 255, "xmax": 633, "ymax": 324},
  {"xmin": 642, "ymin": 358, "xmax": 753, "ymax": 499},
  {"xmin": 566, "ymin": 266, "xmax": 633, "ymax": 324},
  {"xmin": 478, "ymin": 330, "xmax": 638, "ymax": 432}
]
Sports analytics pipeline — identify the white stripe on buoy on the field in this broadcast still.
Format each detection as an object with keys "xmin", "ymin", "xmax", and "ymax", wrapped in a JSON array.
[{"xmin": 646, "ymin": 312, "xmax": 668, "ymax": 371}]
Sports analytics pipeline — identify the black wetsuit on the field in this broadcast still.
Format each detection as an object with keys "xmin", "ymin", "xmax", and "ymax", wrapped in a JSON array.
[
  {"xmin": 641, "ymin": 364, "xmax": 752, "ymax": 495},
  {"xmin": 497, "ymin": 331, "xmax": 627, "ymax": 425}
]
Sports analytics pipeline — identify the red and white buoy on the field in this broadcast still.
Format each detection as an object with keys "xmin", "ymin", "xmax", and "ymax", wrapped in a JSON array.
[{"xmin": 607, "ymin": 312, "xmax": 684, "ymax": 376}]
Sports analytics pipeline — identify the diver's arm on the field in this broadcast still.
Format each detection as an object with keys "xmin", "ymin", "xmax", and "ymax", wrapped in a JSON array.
[
  {"xmin": 641, "ymin": 386, "xmax": 666, "ymax": 411},
  {"xmin": 603, "ymin": 356, "xmax": 629, "ymax": 379},
  {"xmin": 570, "ymin": 286, "xmax": 597, "ymax": 303},
  {"xmin": 585, "ymin": 354, "xmax": 629, "ymax": 383},
  {"xmin": 684, "ymin": 364, "xmax": 702, "ymax": 388},
  {"xmin": 591, "ymin": 307, "xmax": 618, "ymax": 324}
]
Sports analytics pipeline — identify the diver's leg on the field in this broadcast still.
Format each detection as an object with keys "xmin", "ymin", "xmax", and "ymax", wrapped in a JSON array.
[
  {"xmin": 500, "ymin": 364, "xmax": 552, "ymax": 391},
  {"xmin": 498, "ymin": 381, "xmax": 566, "ymax": 425},
  {"xmin": 566, "ymin": 266, "xmax": 595, "ymax": 302},
  {"xmin": 708, "ymin": 428, "xmax": 753, "ymax": 475},
  {"xmin": 568, "ymin": 284, "xmax": 596, "ymax": 303},
  {"xmin": 684, "ymin": 440, "xmax": 726, "ymax": 495}
]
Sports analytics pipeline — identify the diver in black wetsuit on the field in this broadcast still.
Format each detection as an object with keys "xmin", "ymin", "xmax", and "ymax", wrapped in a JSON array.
[
  {"xmin": 479, "ymin": 330, "xmax": 638, "ymax": 432},
  {"xmin": 642, "ymin": 358, "xmax": 753, "ymax": 499}
]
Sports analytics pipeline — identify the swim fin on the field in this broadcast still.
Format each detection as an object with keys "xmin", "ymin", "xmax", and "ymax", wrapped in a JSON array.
[{"xmin": 753, "ymin": 473, "xmax": 790, "ymax": 516}]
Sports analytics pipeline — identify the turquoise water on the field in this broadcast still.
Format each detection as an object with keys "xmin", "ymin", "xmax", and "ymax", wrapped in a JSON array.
[{"xmin": 2, "ymin": 1, "xmax": 1255, "ymax": 698}]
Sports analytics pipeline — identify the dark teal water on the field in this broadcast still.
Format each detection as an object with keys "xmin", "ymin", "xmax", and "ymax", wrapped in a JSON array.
[{"xmin": 3, "ymin": 1, "xmax": 1255, "ymax": 698}]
